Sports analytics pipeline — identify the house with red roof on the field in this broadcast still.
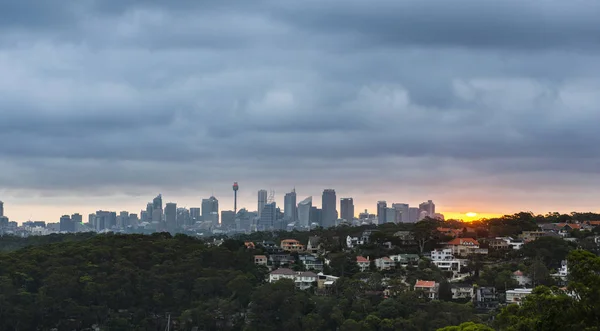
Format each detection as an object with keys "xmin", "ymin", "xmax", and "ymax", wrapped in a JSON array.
[
  {"xmin": 437, "ymin": 227, "xmax": 462, "ymax": 238},
  {"xmin": 356, "ymin": 256, "xmax": 371, "ymax": 272},
  {"xmin": 414, "ymin": 280, "xmax": 439, "ymax": 300},
  {"xmin": 445, "ymin": 238, "xmax": 487, "ymax": 257}
]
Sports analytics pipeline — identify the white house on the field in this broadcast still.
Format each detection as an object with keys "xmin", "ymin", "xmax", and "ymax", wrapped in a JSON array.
[
  {"xmin": 356, "ymin": 256, "xmax": 371, "ymax": 272},
  {"xmin": 506, "ymin": 288, "xmax": 533, "ymax": 305},
  {"xmin": 431, "ymin": 248, "xmax": 454, "ymax": 261},
  {"xmin": 433, "ymin": 259, "xmax": 461, "ymax": 273},
  {"xmin": 512, "ymin": 270, "xmax": 532, "ymax": 287},
  {"xmin": 346, "ymin": 235, "xmax": 365, "ymax": 248},
  {"xmin": 375, "ymin": 257, "xmax": 395, "ymax": 270},
  {"xmin": 269, "ymin": 268, "xmax": 318, "ymax": 290},
  {"xmin": 414, "ymin": 280, "xmax": 439, "ymax": 300},
  {"xmin": 451, "ymin": 284, "xmax": 473, "ymax": 300}
]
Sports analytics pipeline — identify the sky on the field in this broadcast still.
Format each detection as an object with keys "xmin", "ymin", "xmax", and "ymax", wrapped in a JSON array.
[{"xmin": 2, "ymin": 0, "xmax": 600, "ymax": 223}]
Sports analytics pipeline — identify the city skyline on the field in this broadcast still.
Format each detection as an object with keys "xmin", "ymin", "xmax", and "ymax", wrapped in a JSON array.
[{"xmin": 2, "ymin": 1, "xmax": 600, "ymax": 224}]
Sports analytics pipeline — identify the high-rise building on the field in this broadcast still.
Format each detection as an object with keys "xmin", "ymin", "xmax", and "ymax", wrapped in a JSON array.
[
  {"xmin": 60, "ymin": 215, "xmax": 75, "ymax": 232},
  {"xmin": 233, "ymin": 182, "xmax": 239, "ymax": 214},
  {"xmin": 177, "ymin": 208, "xmax": 190, "ymax": 227},
  {"xmin": 145, "ymin": 203, "xmax": 153, "ymax": 222},
  {"xmin": 88, "ymin": 213, "xmax": 96, "ymax": 227},
  {"xmin": 118, "ymin": 211, "xmax": 129, "ymax": 228},
  {"xmin": 409, "ymin": 207, "xmax": 419, "ymax": 223},
  {"xmin": 340, "ymin": 198, "xmax": 355, "ymax": 221},
  {"xmin": 190, "ymin": 208, "xmax": 201, "ymax": 223},
  {"xmin": 153, "ymin": 194, "xmax": 163, "ymax": 210},
  {"xmin": 221, "ymin": 210, "xmax": 236, "ymax": 229},
  {"xmin": 0, "ymin": 200, "xmax": 3, "ymax": 217},
  {"xmin": 298, "ymin": 196, "xmax": 312, "ymax": 228},
  {"xmin": 392, "ymin": 203, "xmax": 410, "ymax": 223},
  {"xmin": 71, "ymin": 213, "xmax": 83, "ymax": 231},
  {"xmin": 202, "ymin": 196, "xmax": 219, "ymax": 225},
  {"xmin": 385, "ymin": 208, "xmax": 397, "ymax": 224},
  {"xmin": 129, "ymin": 214, "xmax": 139, "ymax": 228},
  {"xmin": 419, "ymin": 200, "xmax": 435, "ymax": 219},
  {"xmin": 310, "ymin": 207, "xmax": 322, "ymax": 226},
  {"xmin": 257, "ymin": 190, "xmax": 268, "ymax": 217},
  {"xmin": 322, "ymin": 189, "xmax": 337, "ymax": 228},
  {"xmin": 165, "ymin": 202, "xmax": 177, "ymax": 232},
  {"xmin": 377, "ymin": 201, "xmax": 387, "ymax": 225},
  {"xmin": 284, "ymin": 189, "xmax": 297, "ymax": 222},
  {"xmin": 259, "ymin": 202, "xmax": 277, "ymax": 230}
]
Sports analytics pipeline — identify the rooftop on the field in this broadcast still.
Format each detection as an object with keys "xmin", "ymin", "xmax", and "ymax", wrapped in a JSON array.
[
  {"xmin": 415, "ymin": 280, "xmax": 437, "ymax": 288},
  {"xmin": 270, "ymin": 268, "xmax": 296, "ymax": 275}
]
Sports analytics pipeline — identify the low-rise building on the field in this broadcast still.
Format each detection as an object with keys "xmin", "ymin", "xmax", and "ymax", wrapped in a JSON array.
[
  {"xmin": 306, "ymin": 236, "xmax": 323, "ymax": 254},
  {"xmin": 473, "ymin": 286, "xmax": 498, "ymax": 310},
  {"xmin": 254, "ymin": 255, "xmax": 268, "ymax": 267},
  {"xmin": 269, "ymin": 253, "xmax": 295, "ymax": 267},
  {"xmin": 346, "ymin": 235, "xmax": 365, "ymax": 248},
  {"xmin": 317, "ymin": 272, "xmax": 339, "ymax": 289},
  {"xmin": 389, "ymin": 254, "xmax": 420, "ymax": 266},
  {"xmin": 445, "ymin": 238, "xmax": 486, "ymax": 257},
  {"xmin": 431, "ymin": 248, "xmax": 454, "ymax": 261},
  {"xmin": 280, "ymin": 239, "xmax": 305, "ymax": 252},
  {"xmin": 433, "ymin": 259, "xmax": 461, "ymax": 273},
  {"xmin": 298, "ymin": 254, "xmax": 324, "ymax": 271},
  {"xmin": 512, "ymin": 270, "xmax": 531, "ymax": 287},
  {"xmin": 357, "ymin": 256, "xmax": 371, "ymax": 272},
  {"xmin": 375, "ymin": 257, "xmax": 395, "ymax": 271},
  {"xmin": 506, "ymin": 288, "xmax": 533, "ymax": 305},
  {"xmin": 269, "ymin": 268, "xmax": 318, "ymax": 290},
  {"xmin": 414, "ymin": 280, "xmax": 439, "ymax": 300},
  {"xmin": 451, "ymin": 284, "xmax": 473, "ymax": 300},
  {"xmin": 521, "ymin": 231, "xmax": 546, "ymax": 242}
]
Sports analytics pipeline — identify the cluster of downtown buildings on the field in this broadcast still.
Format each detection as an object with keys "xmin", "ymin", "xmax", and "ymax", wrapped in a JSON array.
[{"xmin": 0, "ymin": 188, "xmax": 442, "ymax": 236}]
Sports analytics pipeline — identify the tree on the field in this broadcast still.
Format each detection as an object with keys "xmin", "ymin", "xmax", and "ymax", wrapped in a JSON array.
[
  {"xmin": 437, "ymin": 322, "xmax": 494, "ymax": 331},
  {"xmin": 413, "ymin": 218, "xmax": 441, "ymax": 254}
]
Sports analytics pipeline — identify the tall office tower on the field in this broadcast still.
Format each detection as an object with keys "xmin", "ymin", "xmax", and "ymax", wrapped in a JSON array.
[
  {"xmin": 177, "ymin": 208, "xmax": 190, "ymax": 227},
  {"xmin": 409, "ymin": 207, "xmax": 419, "ymax": 223},
  {"xmin": 165, "ymin": 203, "xmax": 177, "ymax": 232},
  {"xmin": 190, "ymin": 208, "xmax": 201, "ymax": 223},
  {"xmin": 385, "ymin": 208, "xmax": 397, "ymax": 224},
  {"xmin": 221, "ymin": 210, "xmax": 235, "ymax": 229},
  {"xmin": 95, "ymin": 210, "xmax": 111, "ymax": 231},
  {"xmin": 145, "ymin": 203, "xmax": 153, "ymax": 222},
  {"xmin": 297, "ymin": 196, "xmax": 312, "ymax": 228},
  {"xmin": 129, "ymin": 214, "xmax": 139, "ymax": 228},
  {"xmin": 418, "ymin": 200, "xmax": 435, "ymax": 219},
  {"xmin": 88, "ymin": 213, "xmax": 96, "ymax": 227},
  {"xmin": 321, "ymin": 189, "xmax": 337, "ymax": 228},
  {"xmin": 71, "ymin": 213, "xmax": 83, "ymax": 230},
  {"xmin": 257, "ymin": 189, "xmax": 268, "ymax": 217},
  {"xmin": 392, "ymin": 203, "xmax": 410, "ymax": 223},
  {"xmin": 153, "ymin": 194, "xmax": 163, "ymax": 210},
  {"xmin": 60, "ymin": 215, "xmax": 74, "ymax": 232},
  {"xmin": 310, "ymin": 207, "xmax": 322, "ymax": 226},
  {"xmin": 284, "ymin": 189, "xmax": 297, "ymax": 222},
  {"xmin": 118, "ymin": 211, "xmax": 129, "ymax": 228},
  {"xmin": 259, "ymin": 202, "xmax": 277, "ymax": 230},
  {"xmin": 152, "ymin": 194, "xmax": 163, "ymax": 224},
  {"xmin": 377, "ymin": 201, "xmax": 387, "ymax": 225},
  {"xmin": 0, "ymin": 200, "xmax": 3, "ymax": 217},
  {"xmin": 233, "ymin": 182, "xmax": 239, "ymax": 215},
  {"xmin": 340, "ymin": 198, "xmax": 355, "ymax": 221},
  {"xmin": 202, "ymin": 196, "xmax": 219, "ymax": 224}
]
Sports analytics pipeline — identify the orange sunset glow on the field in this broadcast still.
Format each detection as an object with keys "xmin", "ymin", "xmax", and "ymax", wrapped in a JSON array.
[{"xmin": 442, "ymin": 211, "xmax": 503, "ymax": 221}]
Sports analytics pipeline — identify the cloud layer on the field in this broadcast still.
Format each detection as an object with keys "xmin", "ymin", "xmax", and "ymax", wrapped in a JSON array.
[{"xmin": 2, "ymin": 0, "xmax": 600, "ymax": 221}]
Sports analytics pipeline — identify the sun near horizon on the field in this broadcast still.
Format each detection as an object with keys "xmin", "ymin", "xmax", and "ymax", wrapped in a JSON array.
[{"xmin": 442, "ymin": 211, "xmax": 503, "ymax": 222}]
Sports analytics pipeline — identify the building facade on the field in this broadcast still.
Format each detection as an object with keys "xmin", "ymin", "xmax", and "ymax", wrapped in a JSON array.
[
  {"xmin": 340, "ymin": 198, "xmax": 354, "ymax": 221},
  {"xmin": 321, "ymin": 189, "xmax": 337, "ymax": 228}
]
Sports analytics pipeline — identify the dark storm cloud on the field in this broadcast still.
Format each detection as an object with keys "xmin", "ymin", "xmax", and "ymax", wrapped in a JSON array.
[{"xmin": 1, "ymin": 0, "xmax": 600, "ymax": 206}]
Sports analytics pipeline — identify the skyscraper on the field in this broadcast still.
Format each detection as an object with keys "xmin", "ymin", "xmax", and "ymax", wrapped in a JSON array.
[
  {"xmin": 177, "ymin": 208, "xmax": 190, "ymax": 227},
  {"xmin": 385, "ymin": 208, "xmax": 397, "ymax": 224},
  {"xmin": 284, "ymin": 189, "xmax": 297, "ymax": 222},
  {"xmin": 310, "ymin": 207, "xmax": 322, "ymax": 226},
  {"xmin": 298, "ymin": 196, "xmax": 312, "ymax": 228},
  {"xmin": 221, "ymin": 210, "xmax": 236, "ymax": 229},
  {"xmin": 392, "ymin": 203, "xmax": 410, "ymax": 223},
  {"xmin": 0, "ymin": 200, "xmax": 3, "ymax": 217},
  {"xmin": 257, "ymin": 189, "xmax": 267, "ymax": 217},
  {"xmin": 60, "ymin": 215, "xmax": 74, "ymax": 232},
  {"xmin": 165, "ymin": 202, "xmax": 177, "ymax": 232},
  {"xmin": 202, "ymin": 196, "xmax": 219, "ymax": 226},
  {"xmin": 190, "ymin": 207, "xmax": 201, "ymax": 223},
  {"xmin": 153, "ymin": 194, "xmax": 163, "ymax": 210},
  {"xmin": 259, "ymin": 202, "xmax": 277, "ymax": 230},
  {"xmin": 409, "ymin": 207, "xmax": 419, "ymax": 223},
  {"xmin": 71, "ymin": 213, "xmax": 83, "ymax": 229},
  {"xmin": 340, "ymin": 198, "xmax": 355, "ymax": 221},
  {"xmin": 322, "ymin": 189, "xmax": 337, "ymax": 228},
  {"xmin": 377, "ymin": 201, "xmax": 387, "ymax": 225},
  {"xmin": 419, "ymin": 200, "xmax": 435, "ymax": 219},
  {"xmin": 118, "ymin": 211, "xmax": 129, "ymax": 228},
  {"xmin": 152, "ymin": 194, "xmax": 163, "ymax": 224},
  {"xmin": 145, "ymin": 203, "xmax": 153, "ymax": 222}
]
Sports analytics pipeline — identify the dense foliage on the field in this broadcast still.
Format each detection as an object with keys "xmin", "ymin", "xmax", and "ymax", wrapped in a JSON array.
[{"xmin": 0, "ymin": 233, "xmax": 483, "ymax": 330}]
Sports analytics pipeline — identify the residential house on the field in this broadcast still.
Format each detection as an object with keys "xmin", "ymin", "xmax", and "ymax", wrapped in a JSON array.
[
  {"xmin": 269, "ymin": 253, "xmax": 295, "ymax": 267},
  {"xmin": 521, "ymin": 231, "xmax": 546, "ymax": 242},
  {"xmin": 254, "ymin": 255, "xmax": 268, "ymax": 267},
  {"xmin": 557, "ymin": 223, "xmax": 582, "ymax": 237},
  {"xmin": 281, "ymin": 239, "xmax": 305, "ymax": 252},
  {"xmin": 389, "ymin": 254, "xmax": 420, "ymax": 266},
  {"xmin": 473, "ymin": 286, "xmax": 498, "ymax": 310},
  {"xmin": 244, "ymin": 241, "xmax": 255, "ymax": 249},
  {"xmin": 437, "ymin": 227, "xmax": 462, "ymax": 238},
  {"xmin": 306, "ymin": 236, "xmax": 323, "ymax": 254},
  {"xmin": 269, "ymin": 268, "xmax": 318, "ymax": 290},
  {"xmin": 506, "ymin": 288, "xmax": 533, "ymax": 305},
  {"xmin": 488, "ymin": 238, "xmax": 509, "ymax": 250},
  {"xmin": 512, "ymin": 270, "xmax": 532, "ymax": 287},
  {"xmin": 585, "ymin": 220, "xmax": 600, "ymax": 228},
  {"xmin": 431, "ymin": 248, "xmax": 454, "ymax": 261},
  {"xmin": 551, "ymin": 260, "xmax": 568, "ymax": 281},
  {"xmin": 298, "ymin": 254, "xmax": 324, "ymax": 271},
  {"xmin": 360, "ymin": 230, "xmax": 375, "ymax": 244},
  {"xmin": 414, "ymin": 280, "xmax": 439, "ymax": 300},
  {"xmin": 346, "ymin": 235, "xmax": 365, "ymax": 248},
  {"xmin": 357, "ymin": 256, "xmax": 371, "ymax": 272},
  {"xmin": 451, "ymin": 284, "xmax": 474, "ymax": 300},
  {"xmin": 433, "ymin": 259, "xmax": 461, "ymax": 273},
  {"xmin": 375, "ymin": 257, "xmax": 395, "ymax": 271},
  {"xmin": 317, "ymin": 272, "xmax": 339, "ymax": 290},
  {"xmin": 445, "ymin": 238, "xmax": 487, "ymax": 257}
]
